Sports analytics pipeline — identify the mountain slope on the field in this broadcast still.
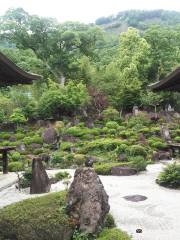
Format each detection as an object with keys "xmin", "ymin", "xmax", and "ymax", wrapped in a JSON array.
[{"xmin": 95, "ymin": 10, "xmax": 180, "ymax": 33}]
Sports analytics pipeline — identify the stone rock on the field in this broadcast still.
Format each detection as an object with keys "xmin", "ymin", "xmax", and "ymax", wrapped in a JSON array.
[
  {"xmin": 152, "ymin": 151, "xmax": 172, "ymax": 161},
  {"xmin": 118, "ymin": 153, "xmax": 127, "ymax": 162},
  {"xmin": 16, "ymin": 143, "xmax": 26, "ymax": 152},
  {"xmin": 30, "ymin": 143, "xmax": 42, "ymax": 149},
  {"xmin": 174, "ymin": 112, "xmax": 180, "ymax": 119},
  {"xmin": 138, "ymin": 133, "xmax": 148, "ymax": 145},
  {"xmin": 66, "ymin": 167, "xmax": 110, "ymax": 234},
  {"xmin": 111, "ymin": 166, "xmax": 137, "ymax": 176},
  {"xmin": 36, "ymin": 120, "xmax": 51, "ymax": 128},
  {"xmin": 85, "ymin": 156, "xmax": 94, "ymax": 167},
  {"xmin": 42, "ymin": 127, "xmax": 59, "ymax": 144},
  {"xmin": 160, "ymin": 126, "xmax": 171, "ymax": 143},
  {"xmin": 9, "ymin": 136, "xmax": 16, "ymax": 142},
  {"xmin": 30, "ymin": 157, "xmax": 51, "ymax": 194}
]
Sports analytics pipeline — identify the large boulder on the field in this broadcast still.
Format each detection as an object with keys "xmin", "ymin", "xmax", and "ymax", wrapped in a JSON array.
[
  {"xmin": 111, "ymin": 166, "xmax": 137, "ymax": 176},
  {"xmin": 66, "ymin": 167, "xmax": 110, "ymax": 234},
  {"xmin": 42, "ymin": 127, "xmax": 59, "ymax": 145},
  {"xmin": 30, "ymin": 157, "xmax": 51, "ymax": 194}
]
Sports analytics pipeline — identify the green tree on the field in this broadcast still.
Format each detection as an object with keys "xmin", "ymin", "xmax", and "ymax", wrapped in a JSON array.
[
  {"xmin": 10, "ymin": 108, "xmax": 27, "ymax": 126},
  {"xmin": 141, "ymin": 91, "xmax": 163, "ymax": 114},
  {"xmin": 144, "ymin": 25, "xmax": 180, "ymax": 81},
  {"xmin": 38, "ymin": 81, "xmax": 90, "ymax": 119},
  {"xmin": 96, "ymin": 28, "xmax": 150, "ymax": 111},
  {"xmin": 0, "ymin": 8, "xmax": 102, "ymax": 84}
]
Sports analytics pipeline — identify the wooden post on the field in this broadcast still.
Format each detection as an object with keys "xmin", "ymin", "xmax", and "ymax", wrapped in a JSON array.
[{"xmin": 2, "ymin": 150, "xmax": 8, "ymax": 174}]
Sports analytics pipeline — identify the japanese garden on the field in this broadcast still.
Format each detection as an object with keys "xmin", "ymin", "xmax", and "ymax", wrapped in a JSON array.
[{"xmin": 0, "ymin": 7, "xmax": 179, "ymax": 240}]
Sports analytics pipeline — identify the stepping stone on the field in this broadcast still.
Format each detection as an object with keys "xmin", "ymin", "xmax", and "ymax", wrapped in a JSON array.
[{"xmin": 123, "ymin": 194, "xmax": 147, "ymax": 202}]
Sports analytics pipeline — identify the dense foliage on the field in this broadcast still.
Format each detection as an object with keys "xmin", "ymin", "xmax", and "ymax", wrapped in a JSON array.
[
  {"xmin": 156, "ymin": 163, "xmax": 180, "ymax": 188},
  {"xmin": 0, "ymin": 8, "xmax": 179, "ymax": 118},
  {"xmin": 0, "ymin": 191, "xmax": 75, "ymax": 240}
]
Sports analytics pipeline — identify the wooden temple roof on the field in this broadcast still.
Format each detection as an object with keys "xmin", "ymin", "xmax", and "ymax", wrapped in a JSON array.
[
  {"xmin": 0, "ymin": 51, "xmax": 41, "ymax": 87},
  {"xmin": 149, "ymin": 67, "xmax": 180, "ymax": 92}
]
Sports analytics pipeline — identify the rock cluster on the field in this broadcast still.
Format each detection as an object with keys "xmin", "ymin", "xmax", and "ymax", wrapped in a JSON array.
[{"xmin": 67, "ymin": 167, "xmax": 110, "ymax": 234}]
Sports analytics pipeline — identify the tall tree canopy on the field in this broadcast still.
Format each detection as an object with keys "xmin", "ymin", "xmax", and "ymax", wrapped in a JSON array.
[{"xmin": 0, "ymin": 8, "xmax": 102, "ymax": 84}]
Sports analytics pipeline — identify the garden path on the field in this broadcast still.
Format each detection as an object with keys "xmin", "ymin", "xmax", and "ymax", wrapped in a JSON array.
[{"xmin": 0, "ymin": 163, "xmax": 180, "ymax": 240}]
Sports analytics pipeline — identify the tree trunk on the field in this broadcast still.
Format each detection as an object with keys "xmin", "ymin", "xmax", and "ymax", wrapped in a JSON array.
[{"xmin": 45, "ymin": 62, "xmax": 65, "ymax": 86}]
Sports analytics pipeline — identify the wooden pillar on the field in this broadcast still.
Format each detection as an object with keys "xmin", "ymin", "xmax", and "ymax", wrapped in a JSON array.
[{"xmin": 2, "ymin": 150, "xmax": 8, "ymax": 174}]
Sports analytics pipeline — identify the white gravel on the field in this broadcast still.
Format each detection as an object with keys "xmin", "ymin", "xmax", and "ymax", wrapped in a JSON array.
[{"xmin": 0, "ymin": 162, "xmax": 180, "ymax": 240}]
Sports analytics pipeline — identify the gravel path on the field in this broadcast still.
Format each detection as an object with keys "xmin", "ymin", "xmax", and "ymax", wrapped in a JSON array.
[{"xmin": 0, "ymin": 163, "xmax": 180, "ymax": 240}]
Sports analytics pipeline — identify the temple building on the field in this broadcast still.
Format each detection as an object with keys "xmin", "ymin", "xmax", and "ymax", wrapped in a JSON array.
[
  {"xmin": 0, "ymin": 51, "xmax": 41, "ymax": 87},
  {"xmin": 0, "ymin": 51, "xmax": 41, "ymax": 174},
  {"xmin": 149, "ymin": 67, "xmax": 180, "ymax": 92}
]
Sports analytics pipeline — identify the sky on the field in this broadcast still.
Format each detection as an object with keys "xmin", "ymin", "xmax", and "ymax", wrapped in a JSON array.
[{"xmin": 0, "ymin": 0, "xmax": 180, "ymax": 23}]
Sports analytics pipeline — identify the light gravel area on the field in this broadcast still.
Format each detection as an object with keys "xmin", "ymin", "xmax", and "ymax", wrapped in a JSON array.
[{"xmin": 0, "ymin": 162, "xmax": 180, "ymax": 240}]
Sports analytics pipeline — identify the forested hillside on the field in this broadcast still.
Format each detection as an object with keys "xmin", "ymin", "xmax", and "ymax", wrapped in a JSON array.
[
  {"xmin": 96, "ymin": 10, "xmax": 180, "ymax": 33},
  {"xmin": 0, "ymin": 7, "xmax": 179, "ymax": 122}
]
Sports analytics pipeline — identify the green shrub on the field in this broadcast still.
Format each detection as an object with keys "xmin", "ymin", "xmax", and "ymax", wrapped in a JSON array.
[
  {"xmin": 156, "ymin": 163, "xmax": 180, "ymax": 188},
  {"xmin": 0, "ymin": 132, "xmax": 11, "ymax": 140},
  {"xmin": 102, "ymin": 107, "xmax": 119, "ymax": 121},
  {"xmin": 127, "ymin": 113, "xmax": 150, "ymax": 127},
  {"xmin": 80, "ymin": 138, "xmax": 125, "ymax": 153},
  {"xmin": 23, "ymin": 135, "xmax": 43, "ymax": 145},
  {"xmin": 148, "ymin": 137, "xmax": 168, "ymax": 150},
  {"xmin": 61, "ymin": 142, "xmax": 74, "ymax": 151},
  {"xmin": 119, "ymin": 130, "xmax": 133, "ymax": 138},
  {"xmin": 38, "ymin": 81, "xmax": 90, "ymax": 118},
  {"xmin": 65, "ymin": 126, "xmax": 100, "ymax": 138},
  {"xmin": 129, "ymin": 156, "xmax": 147, "ymax": 171},
  {"xmin": 50, "ymin": 151, "xmax": 74, "ymax": 168},
  {"xmin": 105, "ymin": 121, "xmax": 119, "ymax": 129},
  {"xmin": 116, "ymin": 144, "xmax": 128, "ymax": 154},
  {"xmin": 174, "ymin": 136, "xmax": 180, "ymax": 143},
  {"xmin": 95, "ymin": 162, "xmax": 130, "ymax": 175},
  {"xmin": 10, "ymin": 108, "xmax": 27, "ymax": 125},
  {"xmin": 104, "ymin": 214, "xmax": 116, "ymax": 228},
  {"xmin": 19, "ymin": 169, "xmax": 32, "ymax": 188},
  {"xmin": 33, "ymin": 148, "xmax": 44, "ymax": 155},
  {"xmin": 73, "ymin": 154, "xmax": 86, "ymax": 166},
  {"xmin": 15, "ymin": 132, "xmax": 25, "ymax": 140},
  {"xmin": 10, "ymin": 151, "xmax": 21, "ymax": 161},
  {"xmin": 8, "ymin": 161, "xmax": 24, "ymax": 172},
  {"xmin": 97, "ymin": 228, "xmax": 131, "ymax": 240},
  {"xmin": 55, "ymin": 171, "xmax": 70, "ymax": 181},
  {"xmin": 127, "ymin": 145, "xmax": 147, "ymax": 158},
  {"xmin": 51, "ymin": 151, "xmax": 66, "ymax": 164},
  {"xmin": 0, "ymin": 192, "xmax": 75, "ymax": 240}
]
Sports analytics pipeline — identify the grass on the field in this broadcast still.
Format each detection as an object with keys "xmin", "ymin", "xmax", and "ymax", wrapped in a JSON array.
[{"xmin": 97, "ymin": 228, "xmax": 131, "ymax": 240}]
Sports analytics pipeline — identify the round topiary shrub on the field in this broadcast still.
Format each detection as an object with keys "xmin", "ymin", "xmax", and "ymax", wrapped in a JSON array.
[
  {"xmin": 0, "ymin": 192, "xmax": 75, "ymax": 240},
  {"xmin": 127, "ymin": 145, "xmax": 147, "ymax": 158},
  {"xmin": 102, "ymin": 107, "xmax": 119, "ymax": 121},
  {"xmin": 129, "ymin": 156, "xmax": 148, "ymax": 172},
  {"xmin": 105, "ymin": 121, "xmax": 119, "ymax": 129},
  {"xmin": 156, "ymin": 163, "xmax": 180, "ymax": 188}
]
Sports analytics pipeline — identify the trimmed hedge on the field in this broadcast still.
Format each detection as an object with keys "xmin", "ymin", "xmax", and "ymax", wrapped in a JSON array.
[
  {"xmin": 0, "ymin": 191, "xmax": 75, "ymax": 240},
  {"xmin": 94, "ymin": 162, "xmax": 130, "ymax": 175}
]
